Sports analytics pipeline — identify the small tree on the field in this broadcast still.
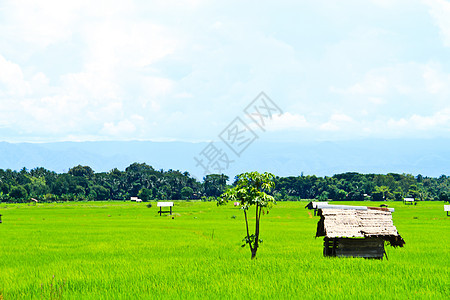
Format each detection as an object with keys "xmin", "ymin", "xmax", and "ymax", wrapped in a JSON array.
[{"xmin": 218, "ymin": 171, "xmax": 275, "ymax": 259}]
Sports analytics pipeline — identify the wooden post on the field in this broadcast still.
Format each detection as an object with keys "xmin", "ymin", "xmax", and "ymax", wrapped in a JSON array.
[
  {"xmin": 0, "ymin": 214, "xmax": 2, "ymax": 224},
  {"xmin": 332, "ymin": 238, "xmax": 337, "ymax": 256},
  {"xmin": 323, "ymin": 237, "xmax": 330, "ymax": 256}
]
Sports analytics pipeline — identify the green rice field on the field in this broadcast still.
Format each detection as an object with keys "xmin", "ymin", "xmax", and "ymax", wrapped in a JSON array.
[{"xmin": 0, "ymin": 201, "xmax": 448, "ymax": 299}]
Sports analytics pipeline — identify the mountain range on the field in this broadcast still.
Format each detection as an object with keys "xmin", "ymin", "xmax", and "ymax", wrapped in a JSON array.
[{"xmin": 1, "ymin": 139, "xmax": 449, "ymax": 180}]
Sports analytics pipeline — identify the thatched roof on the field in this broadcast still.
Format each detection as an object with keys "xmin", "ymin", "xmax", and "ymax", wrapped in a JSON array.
[{"xmin": 316, "ymin": 209, "xmax": 405, "ymax": 247}]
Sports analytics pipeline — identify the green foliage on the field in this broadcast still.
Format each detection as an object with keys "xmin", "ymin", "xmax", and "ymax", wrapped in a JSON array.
[
  {"xmin": 68, "ymin": 165, "xmax": 94, "ymax": 178},
  {"xmin": 219, "ymin": 171, "xmax": 275, "ymax": 259},
  {"xmin": 91, "ymin": 185, "xmax": 110, "ymax": 201},
  {"xmin": 201, "ymin": 196, "xmax": 216, "ymax": 202},
  {"xmin": 180, "ymin": 186, "xmax": 193, "ymax": 200},
  {"xmin": 371, "ymin": 191, "xmax": 384, "ymax": 201},
  {"xmin": 43, "ymin": 193, "xmax": 57, "ymax": 202},
  {"xmin": 375, "ymin": 185, "xmax": 390, "ymax": 200},
  {"xmin": 317, "ymin": 191, "xmax": 329, "ymax": 201},
  {"xmin": 138, "ymin": 188, "xmax": 152, "ymax": 201},
  {"xmin": 0, "ymin": 163, "xmax": 205, "ymax": 202},
  {"xmin": 273, "ymin": 172, "xmax": 449, "ymax": 202},
  {"xmin": 393, "ymin": 191, "xmax": 403, "ymax": 201},
  {"xmin": 204, "ymin": 174, "xmax": 228, "ymax": 197},
  {"xmin": 9, "ymin": 185, "xmax": 28, "ymax": 200},
  {"xmin": 439, "ymin": 191, "xmax": 449, "ymax": 202},
  {"xmin": 0, "ymin": 182, "xmax": 9, "ymax": 194},
  {"xmin": 2, "ymin": 165, "xmax": 450, "ymax": 204}
]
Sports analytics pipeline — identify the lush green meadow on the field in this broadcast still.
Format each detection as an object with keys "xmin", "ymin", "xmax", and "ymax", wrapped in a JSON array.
[{"xmin": 0, "ymin": 200, "xmax": 448, "ymax": 299}]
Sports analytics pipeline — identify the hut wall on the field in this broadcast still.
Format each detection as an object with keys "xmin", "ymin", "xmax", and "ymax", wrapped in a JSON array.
[{"xmin": 324, "ymin": 237, "xmax": 384, "ymax": 259}]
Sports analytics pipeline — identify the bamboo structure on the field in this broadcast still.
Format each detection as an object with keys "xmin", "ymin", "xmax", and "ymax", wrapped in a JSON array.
[{"xmin": 316, "ymin": 208, "xmax": 405, "ymax": 259}]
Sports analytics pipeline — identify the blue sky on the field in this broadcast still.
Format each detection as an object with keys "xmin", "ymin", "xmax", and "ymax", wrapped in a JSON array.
[{"xmin": 1, "ymin": 0, "xmax": 450, "ymax": 143}]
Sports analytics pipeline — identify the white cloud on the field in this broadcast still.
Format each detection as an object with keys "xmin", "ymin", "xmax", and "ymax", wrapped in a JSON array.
[
  {"xmin": 319, "ymin": 113, "xmax": 354, "ymax": 132},
  {"xmin": 82, "ymin": 20, "xmax": 178, "ymax": 72},
  {"xmin": 0, "ymin": 54, "xmax": 30, "ymax": 96},
  {"xmin": 3, "ymin": 1, "xmax": 81, "ymax": 49},
  {"xmin": 140, "ymin": 77, "xmax": 174, "ymax": 99},
  {"xmin": 363, "ymin": 108, "xmax": 450, "ymax": 139},
  {"xmin": 1, "ymin": 0, "xmax": 450, "ymax": 143},
  {"xmin": 331, "ymin": 63, "xmax": 426, "ymax": 97},
  {"xmin": 319, "ymin": 122, "xmax": 340, "ymax": 132},
  {"xmin": 348, "ymin": 76, "xmax": 388, "ymax": 95},
  {"xmin": 330, "ymin": 113, "xmax": 353, "ymax": 123},
  {"xmin": 1, "ymin": 0, "xmax": 138, "ymax": 49},
  {"xmin": 328, "ymin": 61, "xmax": 450, "ymax": 125},
  {"xmin": 265, "ymin": 112, "xmax": 309, "ymax": 132},
  {"xmin": 369, "ymin": 0, "xmax": 396, "ymax": 7},
  {"xmin": 410, "ymin": 109, "xmax": 450, "ymax": 129},
  {"xmin": 368, "ymin": 97, "xmax": 385, "ymax": 105},
  {"xmin": 101, "ymin": 119, "xmax": 137, "ymax": 137},
  {"xmin": 61, "ymin": 72, "xmax": 119, "ymax": 100},
  {"xmin": 31, "ymin": 72, "xmax": 50, "ymax": 87},
  {"xmin": 423, "ymin": 63, "xmax": 450, "ymax": 95},
  {"xmin": 425, "ymin": 0, "xmax": 450, "ymax": 47}
]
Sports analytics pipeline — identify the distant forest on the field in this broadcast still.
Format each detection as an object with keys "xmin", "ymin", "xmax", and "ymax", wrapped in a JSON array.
[{"xmin": 1, "ymin": 163, "xmax": 450, "ymax": 202}]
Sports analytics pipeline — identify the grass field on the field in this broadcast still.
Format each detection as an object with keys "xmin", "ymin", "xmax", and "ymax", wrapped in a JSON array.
[{"xmin": 0, "ymin": 200, "xmax": 448, "ymax": 299}]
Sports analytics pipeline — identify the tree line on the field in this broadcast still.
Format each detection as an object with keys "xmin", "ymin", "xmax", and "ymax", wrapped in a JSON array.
[{"xmin": 0, "ymin": 164, "xmax": 449, "ymax": 202}]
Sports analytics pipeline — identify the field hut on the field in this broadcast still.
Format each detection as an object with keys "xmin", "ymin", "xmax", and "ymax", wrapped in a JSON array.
[
  {"xmin": 130, "ymin": 197, "xmax": 142, "ymax": 202},
  {"xmin": 316, "ymin": 208, "xmax": 405, "ymax": 259},
  {"xmin": 403, "ymin": 197, "xmax": 415, "ymax": 205},
  {"xmin": 29, "ymin": 198, "xmax": 38, "ymax": 206}
]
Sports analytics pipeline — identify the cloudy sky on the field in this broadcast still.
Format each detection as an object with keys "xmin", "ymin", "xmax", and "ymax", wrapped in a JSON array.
[{"xmin": 1, "ymin": 0, "xmax": 450, "ymax": 143}]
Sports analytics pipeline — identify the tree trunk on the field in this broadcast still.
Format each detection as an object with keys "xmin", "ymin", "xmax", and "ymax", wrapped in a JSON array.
[
  {"xmin": 251, "ymin": 248, "xmax": 257, "ymax": 259},
  {"xmin": 244, "ymin": 207, "xmax": 253, "ymax": 255},
  {"xmin": 251, "ymin": 204, "xmax": 261, "ymax": 259}
]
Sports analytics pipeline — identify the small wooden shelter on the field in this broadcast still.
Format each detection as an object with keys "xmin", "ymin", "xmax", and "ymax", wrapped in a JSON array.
[
  {"xmin": 316, "ymin": 208, "xmax": 405, "ymax": 259},
  {"xmin": 403, "ymin": 197, "xmax": 415, "ymax": 205},
  {"xmin": 130, "ymin": 197, "xmax": 142, "ymax": 202},
  {"xmin": 157, "ymin": 202, "xmax": 174, "ymax": 216}
]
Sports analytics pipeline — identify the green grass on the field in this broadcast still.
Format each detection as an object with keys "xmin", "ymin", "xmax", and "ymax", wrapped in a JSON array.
[{"xmin": 0, "ymin": 201, "xmax": 448, "ymax": 299}]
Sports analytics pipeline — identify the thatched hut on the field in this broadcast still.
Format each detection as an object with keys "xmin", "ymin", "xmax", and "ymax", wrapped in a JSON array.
[{"xmin": 316, "ymin": 208, "xmax": 405, "ymax": 259}]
